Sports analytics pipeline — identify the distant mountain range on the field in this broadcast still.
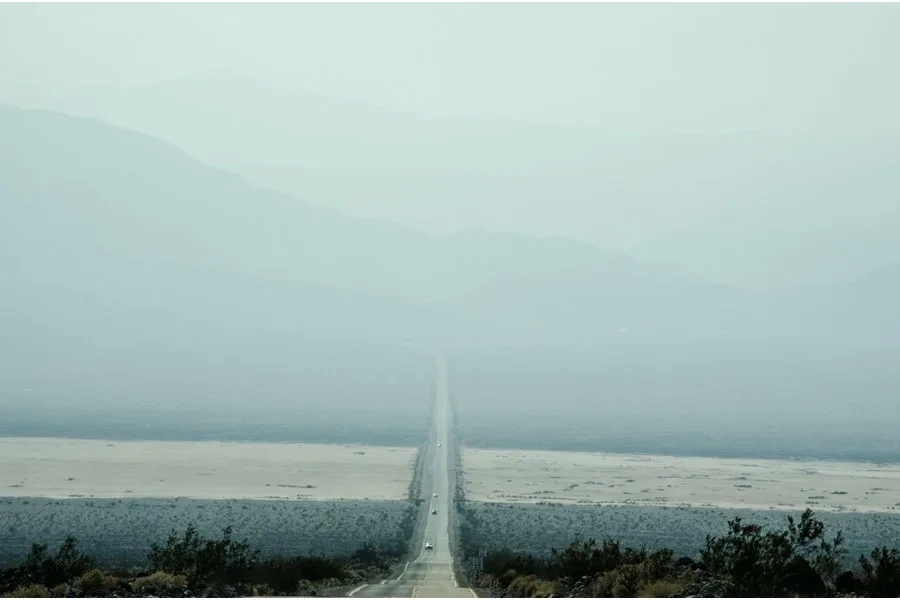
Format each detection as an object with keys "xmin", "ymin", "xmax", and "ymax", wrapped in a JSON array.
[
  {"xmin": 2, "ymin": 104, "xmax": 898, "ymax": 366},
  {"xmin": 4, "ymin": 76, "xmax": 898, "ymax": 287}
]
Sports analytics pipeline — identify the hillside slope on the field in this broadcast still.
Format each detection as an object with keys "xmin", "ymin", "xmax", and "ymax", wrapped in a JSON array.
[
  {"xmin": 9, "ymin": 77, "xmax": 897, "ymax": 287},
  {"xmin": 2, "ymin": 104, "xmax": 898, "ymax": 353}
]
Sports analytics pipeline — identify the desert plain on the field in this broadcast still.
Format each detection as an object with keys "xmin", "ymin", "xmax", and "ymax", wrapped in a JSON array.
[
  {"xmin": 0, "ymin": 437, "xmax": 416, "ymax": 501},
  {"xmin": 463, "ymin": 448, "xmax": 900, "ymax": 513}
]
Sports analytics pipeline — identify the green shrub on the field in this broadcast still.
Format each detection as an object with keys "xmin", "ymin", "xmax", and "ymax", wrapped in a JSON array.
[
  {"xmin": 130, "ymin": 571, "xmax": 189, "ymax": 593},
  {"xmin": 148, "ymin": 524, "xmax": 259, "ymax": 586},
  {"xmin": 636, "ymin": 579, "xmax": 683, "ymax": 598},
  {"xmin": 531, "ymin": 578, "xmax": 561, "ymax": 598},
  {"xmin": 859, "ymin": 546, "xmax": 900, "ymax": 597},
  {"xmin": 294, "ymin": 579, "xmax": 314, "ymax": 596},
  {"xmin": 251, "ymin": 583, "xmax": 275, "ymax": 596},
  {"xmin": 591, "ymin": 570, "xmax": 618, "ymax": 598},
  {"xmin": 73, "ymin": 569, "xmax": 118, "ymax": 596},
  {"xmin": 21, "ymin": 537, "xmax": 95, "ymax": 587},
  {"xmin": 507, "ymin": 574, "xmax": 539, "ymax": 597},
  {"xmin": 550, "ymin": 537, "xmax": 623, "ymax": 579},
  {"xmin": 245, "ymin": 556, "xmax": 346, "ymax": 594},
  {"xmin": 2, "ymin": 584, "xmax": 50, "ymax": 598},
  {"xmin": 700, "ymin": 509, "xmax": 838, "ymax": 596},
  {"xmin": 611, "ymin": 563, "xmax": 641, "ymax": 598},
  {"xmin": 72, "ymin": 569, "xmax": 119, "ymax": 596}
]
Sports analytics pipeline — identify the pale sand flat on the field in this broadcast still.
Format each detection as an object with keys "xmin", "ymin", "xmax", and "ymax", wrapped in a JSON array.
[
  {"xmin": 463, "ymin": 448, "xmax": 900, "ymax": 513},
  {"xmin": 0, "ymin": 437, "xmax": 416, "ymax": 501}
]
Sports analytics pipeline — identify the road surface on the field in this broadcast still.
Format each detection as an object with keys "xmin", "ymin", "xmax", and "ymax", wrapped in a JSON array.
[{"xmin": 351, "ymin": 353, "xmax": 475, "ymax": 598}]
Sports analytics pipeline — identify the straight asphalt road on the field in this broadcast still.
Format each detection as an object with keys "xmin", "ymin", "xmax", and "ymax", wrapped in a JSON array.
[{"xmin": 350, "ymin": 353, "xmax": 475, "ymax": 598}]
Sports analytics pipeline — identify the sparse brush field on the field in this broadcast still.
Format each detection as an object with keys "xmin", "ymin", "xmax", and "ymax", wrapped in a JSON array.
[
  {"xmin": 0, "ymin": 438, "xmax": 422, "ymax": 568},
  {"xmin": 458, "ymin": 447, "xmax": 900, "ymax": 567},
  {"xmin": 0, "ymin": 497, "xmax": 418, "ymax": 568},
  {"xmin": 456, "ymin": 501, "xmax": 900, "ymax": 566}
]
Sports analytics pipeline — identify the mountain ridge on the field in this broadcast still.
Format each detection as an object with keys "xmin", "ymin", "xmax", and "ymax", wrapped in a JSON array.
[{"xmin": 3, "ymin": 103, "xmax": 898, "ymax": 351}]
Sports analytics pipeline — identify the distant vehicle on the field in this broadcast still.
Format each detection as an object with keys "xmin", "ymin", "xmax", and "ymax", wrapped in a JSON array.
[
  {"xmin": 433, "ymin": 493, "xmax": 438, "ymax": 497},
  {"xmin": 437, "ymin": 443, "xmax": 442, "ymax": 447},
  {"xmin": 431, "ymin": 509, "xmax": 438, "ymax": 515},
  {"xmin": 425, "ymin": 543, "xmax": 434, "ymax": 550}
]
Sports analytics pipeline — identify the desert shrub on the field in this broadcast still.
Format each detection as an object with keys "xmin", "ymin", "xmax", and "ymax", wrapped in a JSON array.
[
  {"xmin": 649, "ymin": 550, "xmax": 677, "ymax": 580},
  {"xmin": 507, "ymin": 574, "xmax": 539, "ymax": 597},
  {"xmin": 531, "ymin": 578, "xmax": 562, "ymax": 598},
  {"xmin": 636, "ymin": 578, "xmax": 683, "ymax": 598},
  {"xmin": 859, "ymin": 546, "xmax": 900, "ymax": 597},
  {"xmin": 72, "ymin": 569, "xmax": 117, "ymax": 596},
  {"xmin": 48, "ymin": 584, "xmax": 67, "ymax": 598},
  {"xmin": 350, "ymin": 542, "xmax": 380, "ymax": 566},
  {"xmin": 498, "ymin": 568, "xmax": 520, "ymax": 589},
  {"xmin": 251, "ymin": 583, "xmax": 275, "ymax": 596},
  {"xmin": 611, "ymin": 563, "xmax": 642, "ymax": 598},
  {"xmin": 550, "ymin": 537, "xmax": 623, "ymax": 579},
  {"xmin": 130, "ymin": 571, "xmax": 188, "ymax": 594},
  {"xmin": 245, "ymin": 556, "xmax": 345, "ymax": 594},
  {"xmin": 589, "ymin": 551, "xmax": 679, "ymax": 599},
  {"xmin": 21, "ymin": 537, "xmax": 95, "ymax": 587},
  {"xmin": 349, "ymin": 541, "xmax": 401, "ymax": 570},
  {"xmin": 473, "ymin": 573, "xmax": 501, "ymax": 595},
  {"xmin": 148, "ymin": 524, "xmax": 259, "ymax": 586},
  {"xmin": 591, "ymin": 570, "xmax": 618, "ymax": 597},
  {"xmin": 482, "ymin": 550, "xmax": 551, "ymax": 580},
  {"xmin": 2, "ymin": 583, "xmax": 50, "ymax": 598},
  {"xmin": 503, "ymin": 573, "xmax": 562, "ymax": 598},
  {"xmin": 700, "ymin": 509, "xmax": 838, "ymax": 596}
]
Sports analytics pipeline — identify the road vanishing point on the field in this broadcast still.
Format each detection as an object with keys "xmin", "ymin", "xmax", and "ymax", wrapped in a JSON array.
[{"xmin": 350, "ymin": 352, "xmax": 475, "ymax": 598}]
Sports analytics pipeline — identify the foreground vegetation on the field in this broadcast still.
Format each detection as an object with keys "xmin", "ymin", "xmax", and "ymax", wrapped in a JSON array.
[
  {"xmin": 454, "ymin": 500, "xmax": 900, "ymax": 567},
  {"xmin": 459, "ymin": 509, "xmax": 900, "ymax": 597},
  {"xmin": 0, "ymin": 525, "xmax": 405, "ymax": 598},
  {"xmin": 0, "ymin": 498, "xmax": 417, "ymax": 567}
]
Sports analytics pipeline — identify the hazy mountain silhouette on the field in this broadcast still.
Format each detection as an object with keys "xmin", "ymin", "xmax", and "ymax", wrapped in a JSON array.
[
  {"xmin": 8, "ymin": 76, "xmax": 897, "ymax": 287},
  {"xmin": 2, "ymin": 104, "xmax": 897, "ymax": 354}
]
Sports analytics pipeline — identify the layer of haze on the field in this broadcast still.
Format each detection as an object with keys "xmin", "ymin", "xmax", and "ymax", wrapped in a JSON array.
[
  {"xmin": 2, "ymin": 4, "xmax": 900, "ymax": 461},
  {"xmin": 4, "ymin": 4, "xmax": 900, "ymax": 135},
  {"xmin": 3, "ymin": 4, "xmax": 900, "ymax": 287}
]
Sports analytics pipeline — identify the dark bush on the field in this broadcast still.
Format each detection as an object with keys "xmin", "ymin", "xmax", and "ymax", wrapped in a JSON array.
[
  {"xmin": 550, "ymin": 537, "xmax": 626, "ymax": 579},
  {"xmin": 147, "ymin": 524, "xmax": 259, "ymax": 587},
  {"xmin": 700, "ymin": 509, "xmax": 842, "ymax": 596},
  {"xmin": 21, "ymin": 537, "xmax": 95, "ymax": 588},
  {"xmin": 350, "ymin": 541, "xmax": 402, "ymax": 570},
  {"xmin": 244, "ymin": 556, "xmax": 345, "ymax": 595},
  {"xmin": 859, "ymin": 546, "xmax": 900, "ymax": 597}
]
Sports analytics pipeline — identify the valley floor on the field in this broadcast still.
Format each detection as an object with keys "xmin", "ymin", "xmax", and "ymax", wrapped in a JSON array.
[
  {"xmin": 463, "ymin": 448, "xmax": 900, "ymax": 513},
  {"xmin": 0, "ymin": 437, "xmax": 415, "ymax": 501}
]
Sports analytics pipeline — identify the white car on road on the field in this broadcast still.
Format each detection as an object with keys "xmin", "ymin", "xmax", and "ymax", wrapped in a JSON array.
[{"xmin": 425, "ymin": 542, "xmax": 434, "ymax": 550}]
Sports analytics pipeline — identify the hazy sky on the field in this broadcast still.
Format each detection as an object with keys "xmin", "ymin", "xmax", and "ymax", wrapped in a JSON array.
[{"xmin": 3, "ymin": 3, "xmax": 900, "ymax": 135}]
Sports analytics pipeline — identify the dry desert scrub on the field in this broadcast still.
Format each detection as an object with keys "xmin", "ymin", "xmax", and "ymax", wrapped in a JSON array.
[
  {"xmin": 636, "ymin": 579, "xmax": 686, "ymax": 597},
  {"xmin": 73, "ymin": 569, "xmax": 118, "ymax": 595},
  {"xmin": 2, "ymin": 583, "xmax": 50, "ymax": 598},
  {"xmin": 130, "ymin": 571, "xmax": 188, "ymax": 594}
]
